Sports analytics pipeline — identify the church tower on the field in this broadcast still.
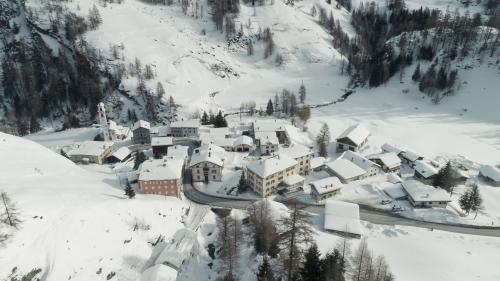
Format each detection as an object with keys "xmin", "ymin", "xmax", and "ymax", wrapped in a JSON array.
[{"xmin": 97, "ymin": 102, "xmax": 111, "ymax": 141}]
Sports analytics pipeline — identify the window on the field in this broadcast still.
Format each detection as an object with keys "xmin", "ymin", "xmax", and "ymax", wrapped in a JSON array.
[{"xmin": 213, "ymin": 175, "xmax": 216, "ymax": 180}]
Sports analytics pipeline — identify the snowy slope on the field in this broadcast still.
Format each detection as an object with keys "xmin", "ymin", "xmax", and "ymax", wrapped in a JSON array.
[{"xmin": 0, "ymin": 133, "xmax": 189, "ymax": 280}]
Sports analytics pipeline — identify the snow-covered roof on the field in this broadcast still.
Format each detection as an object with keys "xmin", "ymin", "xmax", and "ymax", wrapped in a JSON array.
[
  {"xmin": 234, "ymin": 135, "xmax": 253, "ymax": 147},
  {"xmin": 253, "ymin": 119, "xmax": 287, "ymax": 132},
  {"xmin": 381, "ymin": 143, "xmax": 404, "ymax": 155},
  {"xmin": 326, "ymin": 159, "xmax": 366, "ymax": 180},
  {"xmin": 413, "ymin": 160, "xmax": 438, "ymax": 179},
  {"xmin": 255, "ymin": 131, "xmax": 279, "ymax": 145},
  {"xmin": 189, "ymin": 144, "xmax": 225, "ymax": 167},
  {"xmin": 110, "ymin": 146, "xmax": 131, "ymax": 161},
  {"xmin": 207, "ymin": 127, "xmax": 230, "ymax": 137},
  {"xmin": 283, "ymin": 174, "xmax": 305, "ymax": 186},
  {"xmin": 155, "ymin": 228, "xmax": 199, "ymax": 270},
  {"xmin": 280, "ymin": 144, "xmax": 313, "ymax": 159},
  {"xmin": 151, "ymin": 136, "xmax": 173, "ymax": 147},
  {"xmin": 139, "ymin": 157, "xmax": 184, "ymax": 181},
  {"xmin": 310, "ymin": 157, "xmax": 326, "ymax": 169},
  {"xmin": 402, "ymin": 180, "xmax": 451, "ymax": 202},
  {"xmin": 66, "ymin": 141, "xmax": 113, "ymax": 157},
  {"xmin": 133, "ymin": 120, "xmax": 150, "ymax": 131},
  {"xmin": 208, "ymin": 138, "xmax": 234, "ymax": 148},
  {"xmin": 170, "ymin": 119, "xmax": 200, "ymax": 128},
  {"xmin": 166, "ymin": 145, "xmax": 189, "ymax": 159},
  {"xmin": 479, "ymin": 165, "xmax": 500, "ymax": 182},
  {"xmin": 140, "ymin": 264, "xmax": 177, "ymax": 281},
  {"xmin": 336, "ymin": 124, "xmax": 370, "ymax": 146},
  {"xmin": 310, "ymin": 177, "xmax": 343, "ymax": 195},
  {"xmin": 368, "ymin": 152, "xmax": 401, "ymax": 169},
  {"xmin": 324, "ymin": 200, "xmax": 362, "ymax": 236},
  {"xmin": 340, "ymin": 151, "xmax": 378, "ymax": 171},
  {"xmin": 387, "ymin": 173, "xmax": 403, "ymax": 184},
  {"xmin": 247, "ymin": 154, "xmax": 298, "ymax": 178},
  {"xmin": 401, "ymin": 150, "xmax": 423, "ymax": 162},
  {"xmin": 383, "ymin": 183, "xmax": 407, "ymax": 199}
]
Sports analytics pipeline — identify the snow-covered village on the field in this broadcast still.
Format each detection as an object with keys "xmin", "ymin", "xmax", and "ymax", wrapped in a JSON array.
[{"xmin": 1, "ymin": 0, "xmax": 500, "ymax": 280}]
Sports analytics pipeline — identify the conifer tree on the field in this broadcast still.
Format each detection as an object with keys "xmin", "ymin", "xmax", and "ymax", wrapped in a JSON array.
[
  {"xmin": 134, "ymin": 151, "xmax": 147, "ymax": 170},
  {"xmin": 257, "ymin": 256, "xmax": 275, "ymax": 281},
  {"xmin": 0, "ymin": 192, "xmax": 22, "ymax": 228},
  {"xmin": 301, "ymin": 243, "xmax": 321, "ymax": 281},
  {"xmin": 411, "ymin": 63, "xmax": 421, "ymax": 82},
  {"xmin": 201, "ymin": 111, "xmax": 210, "ymax": 125},
  {"xmin": 125, "ymin": 182, "xmax": 136, "ymax": 199},
  {"xmin": 299, "ymin": 82, "xmax": 306, "ymax": 104},
  {"xmin": 470, "ymin": 184, "xmax": 483, "ymax": 219},
  {"xmin": 316, "ymin": 123, "xmax": 330, "ymax": 157},
  {"xmin": 214, "ymin": 110, "xmax": 228, "ymax": 128},
  {"xmin": 433, "ymin": 162, "xmax": 456, "ymax": 194},
  {"xmin": 266, "ymin": 99, "xmax": 274, "ymax": 115},
  {"xmin": 237, "ymin": 172, "xmax": 247, "ymax": 193}
]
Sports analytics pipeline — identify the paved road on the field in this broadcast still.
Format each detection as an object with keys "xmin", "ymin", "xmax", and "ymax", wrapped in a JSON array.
[{"xmin": 183, "ymin": 182, "xmax": 500, "ymax": 238}]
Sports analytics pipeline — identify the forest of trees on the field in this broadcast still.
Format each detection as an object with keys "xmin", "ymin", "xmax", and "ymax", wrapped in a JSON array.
[
  {"xmin": 216, "ymin": 200, "xmax": 395, "ymax": 281},
  {"xmin": 0, "ymin": 1, "xmax": 118, "ymax": 135},
  {"xmin": 316, "ymin": 0, "xmax": 500, "ymax": 100}
]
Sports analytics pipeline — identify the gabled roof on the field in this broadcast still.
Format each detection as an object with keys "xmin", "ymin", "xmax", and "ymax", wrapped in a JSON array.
[
  {"xmin": 413, "ymin": 160, "xmax": 438, "ymax": 179},
  {"xmin": 340, "ymin": 151, "xmax": 378, "ymax": 172},
  {"xmin": 133, "ymin": 120, "xmax": 150, "ymax": 131},
  {"xmin": 110, "ymin": 146, "xmax": 131, "ymax": 161},
  {"xmin": 255, "ymin": 131, "xmax": 279, "ymax": 145},
  {"xmin": 280, "ymin": 144, "xmax": 313, "ymax": 159},
  {"xmin": 170, "ymin": 119, "xmax": 199, "ymax": 128},
  {"xmin": 189, "ymin": 144, "xmax": 225, "ymax": 167},
  {"xmin": 324, "ymin": 200, "xmax": 362, "ymax": 236},
  {"xmin": 402, "ymin": 180, "xmax": 451, "ymax": 202},
  {"xmin": 326, "ymin": 159, "xmax": 366, "ymax": 180},
  {"xmin": 234, "ymin": 135, "xmax": 253, "ymax": 147},
  {"xmin": 311, "ymin": 177, "xmax": 343, "ymax": 195},
  {"xmin": 166, "ymin": 145, "xmax": 189, "ymax": 159},
  {"xmin": 310, "ymin": 157, "xmax": 326, "ymax": 169},
  {"xmin": 66, "ymin": 141, "xmax": 113, "ymax": 157},
  {"xmin": 247, "ymin": 154, "xmax": 298, "ymax": 178},
  {"xmin": 151, "ymin": 136, "xmax": 173, "ymax": 147},
  {"xmin": 139, "ymin": 157, "xmax": 184, "ymax": 181},
  {"xmin": 401, "ymin": 150, "xmax": 423, "ymax": 162},
  {"xmin": 381, "ymin": 143, "xmax": 404, "ymax": 155},
  {"xmin": 253, "ymin": 119, "xmax": 287, "ymax": 132},
  {"xmin": 368, "ymin": 152, "xmax": 401, "ymax": 169},
  {"xmin": 336, "ymin": 124, "xmax": 369, "ymax": 146},
  {"xmin": 155, "ymin": 228, "xmax": 199, "ymax": 270},
  {"xmin": 479, "ymin": 165, "xmax": 500, "ymax": 182},
  {"xmin": 283, "ymin": 174, "xmax": 305, "ymax": 186}
]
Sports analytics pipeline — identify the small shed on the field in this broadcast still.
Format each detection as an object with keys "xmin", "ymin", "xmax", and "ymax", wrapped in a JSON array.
[
  {"xmin": 107, "ymin": 146, "xmax": 132, "ymax": 163},
  {"xmin": 324, "ymin": 200, "xmax": 362, "ymax": 238}
]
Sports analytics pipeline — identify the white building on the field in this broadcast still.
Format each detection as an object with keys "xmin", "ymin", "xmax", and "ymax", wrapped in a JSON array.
[
  {"xmin": 254, "ymin": 131, "xmax": 279, "ymax": 155},
  {"xmin": 310, "ymin": 177, "xmax": 343, "ymax": 202},
  {"xmin": 132, "ymin": 120, "xmax": 151, "ymax": 145},
  {"xmin": 247, "ymin": 154, "xmax": 298, "ymax": 197},
  {"xmin": 368, "ymin": 152, "xmax": 401, "ymax": 173},
  {"xmin": 326, "ymin": 151, "xmax": 378, "ymax": 183},
  {"xmin": 155, "ymin": 228, "xmax": 200, "ymax": 270},
  {"xmin": 310, "ymin": 157, "xmax": 326, "ymax": 171},
  {"xmin": 400, "ymin": 150, "xmax": 424, "ymax": 167},
  {"xmin": 479, "ymin": 165, "xmax": 500, "ymax": 187},
  {"xmin": 190, "ymin": 144, "xmax": 225, "ymax": 182},
  {"xmin": 413, "ymin": 160, "xmax": 438, "ymax": 185},
  {"xmin": 170, "ymin": 120, "xmax": 200, "ymax": 138},
  {"xmin": 324, "ymin": 200, "xmax": 362, "ymax": 238},
  {"xmin": 336, "ymin": 124, "xmax": 370, "ymax": 152},
  {"xmin": 66, "ymin": 141, "xmax": 114, "ymax": 164},
  {"xmin": 280, "ymin": 144, "xmax": 314, "ymax": 175},
  {"xmin": 401, "ymin": 180, "xmax": 451, "ymax": 208},
  {"xmin": 252, "ymin": 119, "xmax": 289, "ymax": 144}
]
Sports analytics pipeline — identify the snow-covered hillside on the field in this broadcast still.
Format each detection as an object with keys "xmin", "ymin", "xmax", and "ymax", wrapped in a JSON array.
[{"xmin": 0, "ymin": 132, "xmax": 193, "ymax": 280}]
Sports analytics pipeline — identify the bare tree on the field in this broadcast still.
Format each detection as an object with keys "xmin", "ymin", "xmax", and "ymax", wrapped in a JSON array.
[
  {"xmin": 279, "ymin": 203, "xmax": 313, "ymax": 281},
  {"xmin": 218, "ymin": 213, "xmax": 242, "ymax": 280},
  {"xmin": 1, "ymin": 192, "xmax": 22, "ymax": 228},
  {"xmin": 248, "ymin": 200, "xmax": 280, "ymax": 257}
]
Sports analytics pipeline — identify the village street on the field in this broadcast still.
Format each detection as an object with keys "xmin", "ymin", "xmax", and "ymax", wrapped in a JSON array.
[{"xmin": 182, "ymin": 178, "xmax": 500, "ymax": 238}]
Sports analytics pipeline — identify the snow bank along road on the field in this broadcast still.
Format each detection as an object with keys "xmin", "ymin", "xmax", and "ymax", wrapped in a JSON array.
[{"xmin": 183, "ymin": 183, "xmax": 500, "ymax": 237}]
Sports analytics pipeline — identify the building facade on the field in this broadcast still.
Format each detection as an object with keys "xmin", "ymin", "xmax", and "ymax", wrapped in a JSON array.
[
  {"xmin": 132, "ymin": 120, "xmax": 151, "ymax": 144},
  {"xmin": 170, "ymin": 120, "xmax": 199, "ymax": 138},
  {"xmin": 246, "ymin": 155, "xmax": 298, "ymax": 197}
]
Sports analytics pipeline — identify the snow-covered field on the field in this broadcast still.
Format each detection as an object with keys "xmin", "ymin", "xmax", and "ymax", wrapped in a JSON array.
[{"xmin": 0, "ymin": 133, "xmax": 193, "ymax": 280}]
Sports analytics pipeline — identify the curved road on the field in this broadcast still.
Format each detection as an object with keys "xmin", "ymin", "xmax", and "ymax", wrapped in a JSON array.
[{"xmin": 183, "ymin": 183, "xmax": 500, "ymax": 238}]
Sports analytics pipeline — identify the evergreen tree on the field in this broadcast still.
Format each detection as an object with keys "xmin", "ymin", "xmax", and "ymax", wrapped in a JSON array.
[
  {"xmin": 433, "ymin": 162, "xmax": 456, "ymax": 194},
  {"xmin": 209, "ymin": 110, "xmax": 216, "ymax": 124},
  {"xmin": 316, "ymin": 123, "xmax": 330, "ymax": 157},
  {"xmin": 411, "ymin": 63, "xmax": 421, "ymax": 82},
  {"xmin": 134, "ymin": 151, "xmax": 147, "ymax": 170},
  {"xmin": 301, "ymin": 244, "xmax": 321, "ymax": 281},
  {"xmin": 266, "ymin": 99, "xmax": 274, "ymax": 115},
  {"xmin": 237, "ymin": 172, "xmax": 248, "ymax": 193},
  {"xmin": 321, "ymin": 248, "xmax": 346, "ymax": 281},
  {"xmin": 214, "ymin": 110, "xmax": 228, "ymax": 128},
  {"xmin": 257, "ymin": 256, "xmax": 275, "ymax": 281},
  {"xmin": 299, "ymin": 82, "xmax": 306, "ymax": 104},
  {"xmin": 201, "ymin": 111, "xmax": 210, "ymax": 125},
  {"xmin": 459, "ymin": 188, "xmax": 472, "ymax": 215},
  {"xmin": 125, "ymin": 182, "xmax": 136, "ymax": 199},
  {"xmin": 469, "ymin": 184, "xmax": 483, "ymax": 219}
]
